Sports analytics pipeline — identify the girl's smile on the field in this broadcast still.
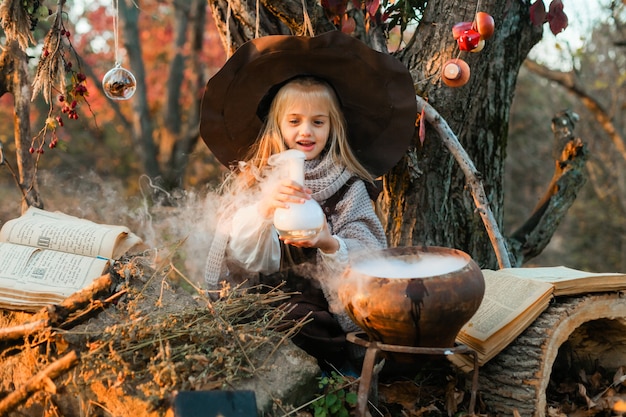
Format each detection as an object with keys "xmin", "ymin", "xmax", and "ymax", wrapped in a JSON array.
[{"xmin": 280, "ymin": 97, "xmax": 330, "ymax": 160}]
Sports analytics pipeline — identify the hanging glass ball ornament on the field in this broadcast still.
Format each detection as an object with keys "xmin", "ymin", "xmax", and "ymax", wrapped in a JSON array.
[{"xmin": 102, "ymin": 65, "xmax": 137, "ymax": 100}]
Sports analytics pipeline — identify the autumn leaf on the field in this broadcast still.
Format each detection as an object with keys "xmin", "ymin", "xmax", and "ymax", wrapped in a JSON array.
[
  {"xmin": 529, "ymin": 0, "xmax": 547, "ymax": 27},
  {"xmin": 419, "ymin": 106, "xmax": 426, "ymax": 145},
  {"xmin": 547, "ymin": 0, "xmax": 568, "ymax": 34},
  {"xmin": 341, "ymin": 14, "xmax": 356, "ymax": 33},
  {"xmin": 321, "ymin": 0, "xmax": 348, "ymax": 17},
  {"xmin": 366, "ymin": 0, "xmax": 380, "ymax": 18}
]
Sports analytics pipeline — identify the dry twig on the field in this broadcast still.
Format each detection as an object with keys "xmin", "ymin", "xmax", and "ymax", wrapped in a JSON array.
[
  {"xmin": 0, "ymin": 273, "xmax": 117, "ymax": 344},
  {"xmin": 0, "ymin": 350, "xmax": 79, "ymax": 415}
]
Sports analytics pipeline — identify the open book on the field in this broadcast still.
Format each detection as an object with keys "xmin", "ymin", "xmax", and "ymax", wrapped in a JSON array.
[
  {"xmin": 0, "ymin": 207, "xmax": 143, "ymax": 312},
  {"xmin": 450, "ymin": 266, "xmax": 626, "ymax": 371}
]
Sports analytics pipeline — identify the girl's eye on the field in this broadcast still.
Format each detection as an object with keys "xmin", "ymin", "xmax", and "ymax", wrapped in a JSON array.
[{"xmin": 313, "ymin": 120, "xmax": 325, "ymax": 126}]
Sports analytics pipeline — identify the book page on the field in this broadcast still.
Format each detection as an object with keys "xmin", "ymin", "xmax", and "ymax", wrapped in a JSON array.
[
  {"xmin": 494, "ymin": 266, "xmax": 626, "ymax": 296},
  {"xmin": 0, "ymin": 242, "xmax": 108, "ymax": 299},
  {"xmin": 459, "ymin": 270, "xmax": 554, "ymax": 342},
  {"xmin": 0, "ymin": 207, "xmax": 134, "ymax": 259},
  {"xmin": 497, "ymin": 266, "xmax": 624, "ymax": 282}
]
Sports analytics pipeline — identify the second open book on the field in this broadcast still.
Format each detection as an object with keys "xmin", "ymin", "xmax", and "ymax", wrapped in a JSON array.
[
  {"xmin": 0, "ymin": 207, "xmax": 143, "ymax": 312},
  {"xmin": 451, "ymin": 266, "xmax": 626, "ymax": 370}
]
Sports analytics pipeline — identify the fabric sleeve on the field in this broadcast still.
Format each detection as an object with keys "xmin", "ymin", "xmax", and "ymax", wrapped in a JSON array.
[
  {"xmin": 226, "ymin": 202, "xmax": 281, "ymax": 274},
  {"xmin": 318, "ymin": 235, "xmax": 349, "ymax": 265}
]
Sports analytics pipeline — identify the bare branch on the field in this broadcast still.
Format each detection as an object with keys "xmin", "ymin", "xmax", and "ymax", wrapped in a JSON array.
[
  {"xmin": 0, "ymin": 319, "xmax": 48, "ymax": 342},
  {"xmin": 415, "ymin": 96, "xmax": 512, "ymax": 269},
  {"xmin": 524, "ymin": 59, "xmax": 626, "ymax": 164},
  {"xmin": 511, "ymin": 110, "xmax": 588, "ymax": 262},
  {"xmin": 0, "ymin": 273, "xmax": 116, "ymax": 344}
]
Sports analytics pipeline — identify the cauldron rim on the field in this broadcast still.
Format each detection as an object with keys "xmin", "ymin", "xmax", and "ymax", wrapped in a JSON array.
[{"xmin": 346, "ymin": 245, "xmax": 476, "ymax": 280}]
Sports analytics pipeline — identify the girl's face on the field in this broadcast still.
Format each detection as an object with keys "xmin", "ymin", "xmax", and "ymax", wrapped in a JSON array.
[{"xmin": 279, "ymin": 96, "xmax": 330, "ymax": 160}]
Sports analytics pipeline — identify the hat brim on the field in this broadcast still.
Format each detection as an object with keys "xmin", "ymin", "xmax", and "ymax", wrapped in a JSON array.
[{"xmin": 200, "ymin": 31, "xmax": 416, "ymax": 178}]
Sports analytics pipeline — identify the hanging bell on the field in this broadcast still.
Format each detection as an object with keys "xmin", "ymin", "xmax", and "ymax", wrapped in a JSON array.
[{"xmin": 102, "ymin": 65, "xmax": 137, "ymax": 100}]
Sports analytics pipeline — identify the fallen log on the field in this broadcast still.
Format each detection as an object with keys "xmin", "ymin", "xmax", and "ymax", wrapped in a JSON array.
[{"xmin": 478, "ymin": 292, "xmax": 626, "ymax": 416}]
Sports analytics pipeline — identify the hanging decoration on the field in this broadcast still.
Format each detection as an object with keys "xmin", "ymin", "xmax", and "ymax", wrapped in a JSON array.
[
  {"xmin": 443, "ymin": 10, "xmax": 495, "ymax": 88},
  {"xmin": 102, "ymin": 0, "xmax": 136, "ymax": 100},
  {"xmin": 441, "ymin": 58, "xmax": 471, "ymax": 87}
]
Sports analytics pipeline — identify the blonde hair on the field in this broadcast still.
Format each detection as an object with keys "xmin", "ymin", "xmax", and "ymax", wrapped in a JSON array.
[{"xmin": 225, "ymin": 77, "xmax": 375, "ymax": 191}]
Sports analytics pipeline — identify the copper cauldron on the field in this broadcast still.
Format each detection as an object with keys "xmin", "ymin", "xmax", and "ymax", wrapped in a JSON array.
[{"xmin": 338, "ymin": 246, "xmax": 485, "ymax": 348}]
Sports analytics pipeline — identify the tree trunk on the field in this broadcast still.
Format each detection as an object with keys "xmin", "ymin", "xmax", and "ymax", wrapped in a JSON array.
[
  {"xmin": 165, "ymin": 0, "xmax": 207, "ymax": 190},
  {"xmin": 383, "ymin": 0, "xmax": 542, "ymax": 268},
  {"xmin": 119, "ymin": 0, "xmax": 160, "ymax": 182},
  {"xmin": 115, "ymin": 0, "xmax": 209, "ymax": 192}
]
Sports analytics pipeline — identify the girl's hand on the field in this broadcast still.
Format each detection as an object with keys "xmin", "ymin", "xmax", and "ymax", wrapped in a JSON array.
[
  {"xmin": 281, "ymin": 218, "xmax": 340, "ymax": 254},
  {"xmin": 258, "ymin": 179, "xmax": 312, "ymax": 219}
]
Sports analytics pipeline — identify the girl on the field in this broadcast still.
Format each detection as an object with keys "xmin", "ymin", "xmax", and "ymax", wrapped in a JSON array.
[{"xmin": 201, "ymin": 31, "xmax": 416, "ymax": 369}]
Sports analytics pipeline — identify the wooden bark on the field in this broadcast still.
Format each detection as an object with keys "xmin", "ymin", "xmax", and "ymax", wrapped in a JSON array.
[
  {"xmin": 1, "ymin": 41, "xmax": 42, "ymax": 212},
  {"xmin": 478, "ymin": 293, "xmax": 626, "ymax": 417},
  {"xmin": 379, "ymin": 0, "xmax": 544, "ymax": 268},
  {"xmin": 415, "ymin": 96, "xmax": 511, "ymax": 268},
  {"xmin": 510, "ymin": 110, "xmax": 588, "ymax": 263},
  {"xmin": 208, "ymin": 0, "xmax": 334, "ymax": 55}
]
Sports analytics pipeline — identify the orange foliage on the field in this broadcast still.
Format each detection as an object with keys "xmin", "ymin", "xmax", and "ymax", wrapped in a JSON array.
[{"xmin": 0, "ymin": 1, "xmax": 226, "ymax": 189}]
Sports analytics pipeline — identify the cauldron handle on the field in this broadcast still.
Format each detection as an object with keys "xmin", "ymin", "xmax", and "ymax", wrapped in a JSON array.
[
  {"xmin": 356, "ymin": 343, "xmax": 380, "ymax": 417},
  {"xmin": 346, "ymin": 332, "xmax": 479, "ymax": 416}
]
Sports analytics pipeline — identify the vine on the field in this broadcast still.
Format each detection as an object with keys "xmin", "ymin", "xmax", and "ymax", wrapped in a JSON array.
[
  {"xmin": 31, "ymin": 1, "xmax": 91, "ymax": 154},
  {"xmin": 309, "ymin": 371, "xmax": 358, "ymax": 417}
]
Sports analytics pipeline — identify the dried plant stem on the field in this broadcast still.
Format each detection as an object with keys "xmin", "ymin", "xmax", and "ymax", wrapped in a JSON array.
[
  {"xmin": 260, "ymin": 312, "xmax": 311, "ymax": 370},
  {"xmin": 0, "ymin": 0, "xmax": 35, "ymax": 49}
]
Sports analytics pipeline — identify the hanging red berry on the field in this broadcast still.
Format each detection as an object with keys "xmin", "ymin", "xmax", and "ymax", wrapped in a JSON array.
[{"xmin": 457, "ymin": 29, "xmax": 481, "ymax": 51}]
